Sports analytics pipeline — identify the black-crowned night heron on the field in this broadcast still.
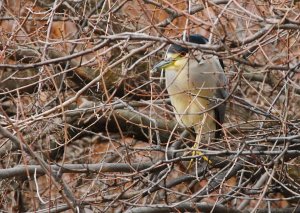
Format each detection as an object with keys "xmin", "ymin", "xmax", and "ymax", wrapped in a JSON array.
[{"xmin": 154, "ymin": 34, "xmax": 227, "ymax": 163}]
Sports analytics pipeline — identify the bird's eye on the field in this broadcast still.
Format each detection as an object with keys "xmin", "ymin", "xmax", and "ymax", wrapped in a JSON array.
[{"xmin": 179, "ymin": 52, "xmax": 186, "ymax": 57}]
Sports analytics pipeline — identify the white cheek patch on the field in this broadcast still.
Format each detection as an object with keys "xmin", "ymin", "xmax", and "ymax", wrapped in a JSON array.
[{"xmin": 166, "ymin": 53, "xmax": 179, "ymax": 60}]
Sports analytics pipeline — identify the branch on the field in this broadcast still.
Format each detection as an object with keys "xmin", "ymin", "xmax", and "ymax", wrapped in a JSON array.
[
  {"xmin": 124, "ymin": 202, "xmax": 242, "ymax": 213},
  {"xmin": 0, "ymin": 162, "xmax": 162, "ymax": 179}
]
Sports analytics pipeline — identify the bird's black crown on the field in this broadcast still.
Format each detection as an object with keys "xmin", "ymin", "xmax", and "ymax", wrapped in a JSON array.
[{"xmin": 168, "ymin": 34, "xmax": 208, "ymax": 54}]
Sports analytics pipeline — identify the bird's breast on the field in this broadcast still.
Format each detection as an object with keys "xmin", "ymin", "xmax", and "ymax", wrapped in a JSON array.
[
  {"xmin": 163, "ymin": 55, "xmax": 226, "ymax": 133},
  {"xmin": 165, "ymin": 56, "xmax": 224, "ymax": 97}
]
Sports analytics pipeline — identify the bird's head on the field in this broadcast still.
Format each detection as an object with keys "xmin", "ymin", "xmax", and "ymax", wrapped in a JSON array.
[{"xmin": 153, "ymin": 34, "xmax": 208, "ymax": 71}]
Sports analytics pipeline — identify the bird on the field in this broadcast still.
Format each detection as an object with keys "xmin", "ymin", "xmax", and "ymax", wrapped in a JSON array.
[{"xmin": 153, "ymin": 34, "xmax": 227, "ymax": 164}]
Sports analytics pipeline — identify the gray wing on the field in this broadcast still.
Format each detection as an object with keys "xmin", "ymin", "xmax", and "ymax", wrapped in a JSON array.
[
  {"xmin": 215, "ymin": 88, "xmax": 228, "ymax": 123},
  {"xmin": 214, "ymin": 88, "xmax": 227, "ymax": 138},
  {"xmin": 214, "ymin": 58, "xmax": 228, "ymax": 138}
]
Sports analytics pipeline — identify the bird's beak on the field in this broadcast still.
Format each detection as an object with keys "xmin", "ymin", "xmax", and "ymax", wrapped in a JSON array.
[
  {"xmin": 151, "ymin": 58, "xmax": 174, "ymax": 85},
  {"xmin": 152, "ymin": 58, "xmax": 174, "ymax": 72}
]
